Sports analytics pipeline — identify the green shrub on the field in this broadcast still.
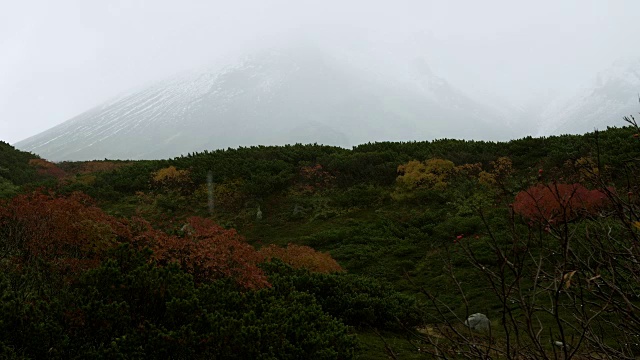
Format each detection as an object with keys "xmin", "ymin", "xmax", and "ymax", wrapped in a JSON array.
[
  {"xmin": 263, "ymin": 260, "xmax": 422, "ymax": 330},
  {"xmin": 0, "ymin": 246, "xmax": 358, "ymax": 359}
]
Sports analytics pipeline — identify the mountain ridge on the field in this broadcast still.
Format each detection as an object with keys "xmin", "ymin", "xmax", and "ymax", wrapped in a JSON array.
[
  {"xmin": 16, "ymin": 44, "xmax": 517, "ymax": 161},
  {"xmin": 17, "ymin": 43, "xmax": 640, "ymax": 162}
]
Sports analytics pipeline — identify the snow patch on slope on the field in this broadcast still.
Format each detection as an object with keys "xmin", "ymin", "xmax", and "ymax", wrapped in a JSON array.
[{"xmin": 536, "ymin": 57, "xmax": 640, "ymax": 136}]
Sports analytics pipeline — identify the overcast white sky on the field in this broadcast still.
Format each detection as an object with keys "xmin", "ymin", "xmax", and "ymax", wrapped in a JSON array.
[{"xmin": 1, "ymin": 0, "xmax": 639, "ymax": 144}]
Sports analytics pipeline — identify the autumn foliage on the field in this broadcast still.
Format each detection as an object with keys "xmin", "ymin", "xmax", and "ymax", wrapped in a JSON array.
[
  {"xmin": 513, "ymin": 183, "xmax": 609, "ymax": 223},
  {"xmin": 151, "ymin": 166, "xmax": 193, "ymax": 194},
  {"xmin": 0, "ymin": 191, "xmax": 268, "ymax": 288},
  {"xmin": 207, "ymin": 178, "xmax": 247, "ymax": 212},
  {"xmin": 148, "ymin": 216, "xmax": 269, "ymax": 289},
  {"xmin": 75, "ymin": 160, "xmax": 130, "ymax": 174},
  {"xmin": 259, "ymin": 243, "xmax": 344, "ymax": 273},
  {"xmin": 478, "ymin": 156, "xmax": 513, "ymax": 187},
  {"xmin": 396, "ymin": 158, "xmax": 455, "ymax": 192},
  {"xmin": 0, "ymin": 191, "xmax": 126, "ymax": 275},
  {"xmin": 295, "ymin": 164, "xmax": 335, "ymax": 194},
  {"xmin": 28, "ymin": 158, "xmax": 66, "ymax": 179}
]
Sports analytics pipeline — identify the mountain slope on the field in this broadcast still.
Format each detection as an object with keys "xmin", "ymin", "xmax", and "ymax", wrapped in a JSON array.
[
  {"xmin": 16, "ymin": 44, "xmax": 515, "ymax": 161},
  {"xmin": 536, "ymin": 58, "xmax": 640, "ymax": 136}
]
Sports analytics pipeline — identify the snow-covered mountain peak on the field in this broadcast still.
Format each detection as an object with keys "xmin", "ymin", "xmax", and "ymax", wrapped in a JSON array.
[
  {"xmin": 596, "ymin": 57, "xmax": 640, "ymax": 87},
  {"xmin": 536, "ymin": 57, "xmax": 640, "ymax": 136},
  {"xmin": 16, "ymin": 44, "xmax": 520, "ymax": 161}
]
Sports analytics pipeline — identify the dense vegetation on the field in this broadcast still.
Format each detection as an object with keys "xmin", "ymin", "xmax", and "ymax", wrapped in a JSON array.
[
  {"xmin": 2, "ymin": 114, "xmax": 640, "ymax": 358},
  {"xmin": 0, "ymin": 141, "xmax": 41, "ymax": 198}
]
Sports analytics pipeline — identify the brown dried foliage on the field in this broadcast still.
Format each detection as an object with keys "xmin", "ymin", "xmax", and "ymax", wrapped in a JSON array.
[
  {"xmin": 259, "ymin": 243, "xmax": 344, "ymax": 273},
  {"xmin": 28, "ymin": 158, "xmax": 67, "ymax": 179}
]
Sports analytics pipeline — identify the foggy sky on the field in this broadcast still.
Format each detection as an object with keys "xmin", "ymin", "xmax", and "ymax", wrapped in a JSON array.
[{"xmin": 1, "ymin": 0, "xmax": 639, "ymax": 144}]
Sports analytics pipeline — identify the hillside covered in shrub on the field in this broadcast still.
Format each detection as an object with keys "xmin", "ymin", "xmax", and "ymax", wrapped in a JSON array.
[{"xmin": 3, "ymin": 115, "xmax": 640, "ymax": 358}]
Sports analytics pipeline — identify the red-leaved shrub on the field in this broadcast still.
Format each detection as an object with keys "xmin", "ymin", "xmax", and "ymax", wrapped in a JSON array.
[
  {"xmin": 150, "ymin": 216, "xmax": 269, "ymax": 289},
  {"xmin": 0, "ymin": 192, "xmax": 269, "ymax": 288},
  {"xmin": 0, "ymin": 191, "xmax": 126, "ymax": 275},
  {"xmin": 513, "ymin": 183, "xmax": 609, "ymax": 223}
]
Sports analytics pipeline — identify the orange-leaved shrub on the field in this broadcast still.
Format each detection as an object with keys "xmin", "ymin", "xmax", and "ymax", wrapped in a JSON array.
[
  {"xmin": 0, "ymin": 191, "xmax": 127, "ymax": 275},
  {"xmin": 28, "ymin": 158, "xmax": 67, "ymax": 179},
  {"xmin": 259, "ymin": 243, "xmax": 344, "ymax": 273},
  {"xmin": 0, "ymin": 191, "xmax": 269, "ymax": 288},
  {"xmin": 513, "ymin": 183, "xmax": 609, "ymax": 223},
  {"xmin": 148, "ymin": 216, "xmax": 269, "ymax": 289}
]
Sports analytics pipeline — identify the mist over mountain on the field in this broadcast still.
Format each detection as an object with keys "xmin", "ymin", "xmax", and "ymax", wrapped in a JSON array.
[
  {"xmin": 15, "ymin": 43, "xmax": 518, "ymax": 161},
  {"xmin": 536, "ymin": 58, "xmax": 640, "ymax": 136},
  {"xmin": 14, "ymin": 36, "xmax": 640, "ymax": 162}
]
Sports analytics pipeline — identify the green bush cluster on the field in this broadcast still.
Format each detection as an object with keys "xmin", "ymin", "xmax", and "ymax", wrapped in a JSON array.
[
  {"xmin": 0, "ymin": 141, "xmax": 46, "ymax": 198},
  {"xmin": 263, "ymin": 260, "xmax": 422, "ymax": 330},
  {"xmin": 0, "ymin": 246, "xmax": 358, "ymax": 359}
]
